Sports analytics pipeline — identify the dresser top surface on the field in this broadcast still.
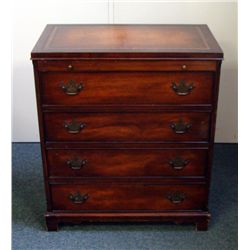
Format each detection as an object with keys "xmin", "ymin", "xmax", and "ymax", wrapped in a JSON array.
[{"xmin": 31, "ymin": 24, "xmax": 223, "ymax": 59}]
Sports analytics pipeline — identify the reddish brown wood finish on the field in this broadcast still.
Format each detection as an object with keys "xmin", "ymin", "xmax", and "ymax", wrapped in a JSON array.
[
  {"xmin": 37, "ymin": 60, "xmax": 217, "ymax": 72},
  {"xmin": 45, "ymin": 211, "xmax": 210, "ymax": 231},
  {"xmin": 50, "ymin": 183, "xmax": 207, "ymax": 211},
  {"xmin": 44, "ymin": 112, "xmax": 210, "ymax": 142},
  {"xmin": 31, "ymin": 24, "xmax": 223, "ymax": 231},
  {"xmin": 41, "ymin": 72, "xmax": 214, "ymax": 105},
  {"xmin": 47, "ymin": 148, "xmax": 208, "ymax": 177},
  {"xmin": 31, "ymin": 24, "xmax": 223, "ymax": 59}
]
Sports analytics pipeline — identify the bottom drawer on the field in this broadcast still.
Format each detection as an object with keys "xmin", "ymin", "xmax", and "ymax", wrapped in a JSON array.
[{"xmin": 51, "ymin": 183, "xmax": 207, "ymax": 211}]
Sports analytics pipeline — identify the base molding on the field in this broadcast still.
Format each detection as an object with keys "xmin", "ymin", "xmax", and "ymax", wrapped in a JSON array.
[{"xmin": 45, "ymin": 211, "xmax": 210, "ymax": 231}]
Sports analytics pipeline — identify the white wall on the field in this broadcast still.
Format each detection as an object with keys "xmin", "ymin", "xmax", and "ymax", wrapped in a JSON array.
[{"xmin": 12, "ymin": 1, "xmax": 237, "ymax": 142}]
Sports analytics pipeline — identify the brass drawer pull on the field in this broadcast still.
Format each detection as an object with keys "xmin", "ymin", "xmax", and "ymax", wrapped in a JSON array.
[
  {"xmin": 68, "ymin": 64, "xmax": 73, "ymax": 70},
  {"xmin": 68, "ymin": 192, "xmax": 89, "ymax": 204},
  {"xmin": 170, "ymin": 119, "xmax": 192, "ymax": 134},
  {"xmin": 67, "ymin": 157, "xmax": 88, "ymax": 170},
  {"xmin": 181, "ymin": 64, "xmax": 187, "ymax": 70},
  {"xmin": 64, "ymin": 119, "xmax": 86, "ymax": 134},
  {"xmin": 167, "ymin": 191, "xmax": 186, "ymax": 204},
  {"xmin": 169, "ymin": 156, "xmax": 190, "ymax": 170},
  {"xmin": 61, "ymin": 80, "xmax": 84, "ymax": 96},
  {"xmin": 171, "ymin": 80, "xmax": 194, "ymax": 96}
]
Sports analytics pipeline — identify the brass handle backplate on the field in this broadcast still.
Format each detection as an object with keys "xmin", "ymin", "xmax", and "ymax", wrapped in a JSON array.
[
  {"xmin": 68, "ymin": 192, "xmax": 89, "ymax": 204},
  {"xmin": 170, "ymin": 119, "xmax": 192, "ymax": 134},
  {"xmin": 64, "ymin": 119, "xmax": 85, "ymax": 134},
  {"xmin": 171, "ymin": 80, "xmax": 194, "ymax": 96},
  {"xmin": 168, "ymin": 156, "xmax": 190, "ymax": 170},
  {"xmin": 167, "ymin": 191, "xmax": 186, "ymax": 204},
  {"xmin": 67, "ymin": 157, "xmax": 88, "ymax": 170},
  {"xmin": 61, "ymin": 80, "xmax": 83, "ymax": 96}
]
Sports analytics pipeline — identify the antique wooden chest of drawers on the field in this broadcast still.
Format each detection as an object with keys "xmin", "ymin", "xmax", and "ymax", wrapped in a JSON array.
[{"xmin": 31, "ymin": 24, "xmax": 223, "ymax": 231}]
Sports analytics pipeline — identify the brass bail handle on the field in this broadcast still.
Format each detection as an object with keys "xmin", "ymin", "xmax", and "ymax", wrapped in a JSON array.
[
  {"xmin": 170, "ymin": 119, "xmax": 192, "ymax": 134},
  {"xmin": 168, "ymin": 156, "xmax": 190, "ymax": 170},
  {"xmin": 67, "ymin": 158, "xmax": 88, "ymax": 170},
  {"xmin": 68, "ymin": 192, "xmax": 89, "ymax": 204},
  {"xmin": 171, "ymin": 80, "xmax": 194, "ymax": 96},
  {"xmin": 64, "ymin": 119, "xmax": 86, "ymax": 134},
  {"xmin": 167, "ymin": 192, "xmax": 186, "ymax": 204},
  {"xmin": 61, "ymin": 80, "xmax": 84, "ymax": 96}
]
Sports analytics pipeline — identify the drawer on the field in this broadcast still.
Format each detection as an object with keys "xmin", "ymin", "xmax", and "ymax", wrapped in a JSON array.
[
  {"xmin": 44, "ymin": 112, "xmax": 210, "ymax": 142},
  {"xmin": 50, "ymin": 183, "xmax": 207, "ymax": 211},
  {"xmin": 37, "ymin": 60, "xmax": 217, "ymax": 72},
  {"xmin": 41, "ymin": 72, "xmax": 214, "ymax": 105},
  {"xmin": 47, "ymin": 149, "xmax": 208, "ymax": 177}
]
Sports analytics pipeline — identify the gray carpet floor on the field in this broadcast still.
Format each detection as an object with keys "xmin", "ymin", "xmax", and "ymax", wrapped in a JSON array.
[{"xmin": 12, "ymin": 143, "xmax": 237, "ymax": 250}]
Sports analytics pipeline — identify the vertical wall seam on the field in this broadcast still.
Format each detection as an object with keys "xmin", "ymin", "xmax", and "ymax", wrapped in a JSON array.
[
  {"xmin": 113, "ymin": 0, "xmax": 115, "ymax": 23},
  {"xmin": 108, "ymin": 0, "xmax": 114, "ymax": 24}
]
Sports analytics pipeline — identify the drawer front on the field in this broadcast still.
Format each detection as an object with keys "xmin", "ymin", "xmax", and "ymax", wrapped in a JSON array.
[
  {"xmin": 37, "ymin": 60, "xmax": 217, "ymax": 72},
  {"xmin": 41, "ymin": 72, "xmax": 213, "ymax": 105},
  {"xmin": 51, "ymin": 183, "xmax": 207, "ymax": 211},
  {"xmin": 47, "ymin": 149, "xmax": 208, "ymax": 177},
  {"xmin": 44, "ymin": 112, "xmax": 210, "ymax": 142}
]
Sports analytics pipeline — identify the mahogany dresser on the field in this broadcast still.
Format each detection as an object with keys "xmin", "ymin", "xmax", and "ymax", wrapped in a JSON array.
[{"xmin": 31, "ymin": 24, "xmax": 223, "ymax": 231}]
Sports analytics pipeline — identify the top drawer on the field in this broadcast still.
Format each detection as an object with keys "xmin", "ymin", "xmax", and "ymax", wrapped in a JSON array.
[
  {"xmin": 41, "ymin": 72, "xmax": 214, "ymax": 106},
  {"xmin": 36, "ymin": 60, "xmax": 217, "ymax": 72}
]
